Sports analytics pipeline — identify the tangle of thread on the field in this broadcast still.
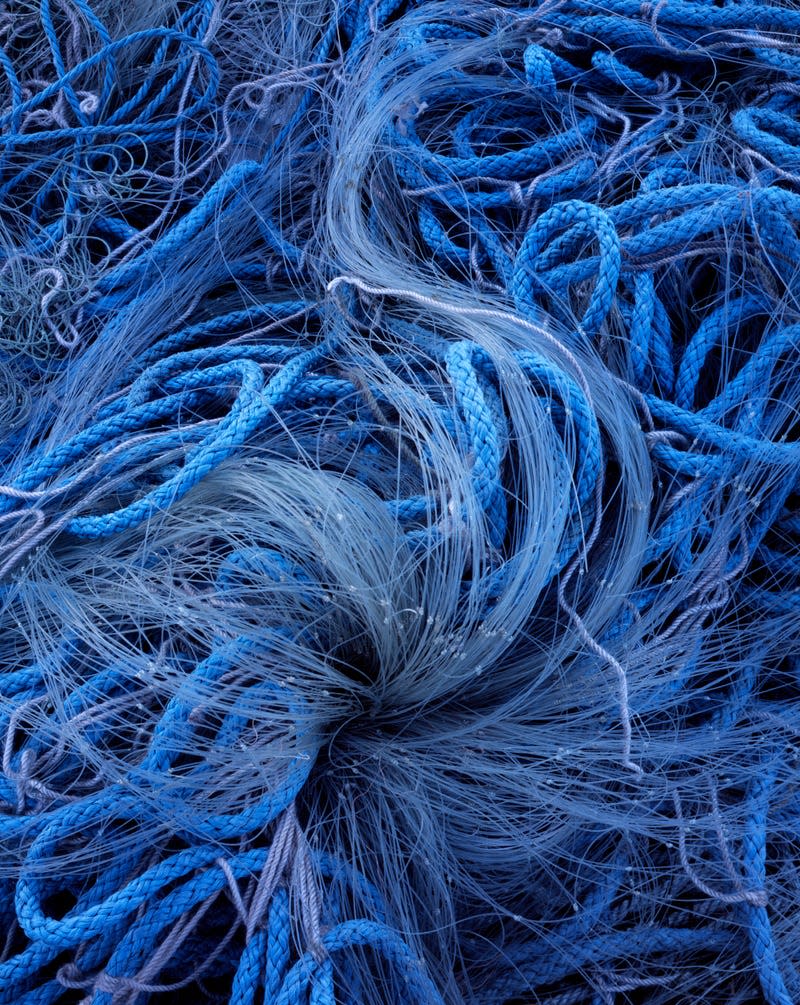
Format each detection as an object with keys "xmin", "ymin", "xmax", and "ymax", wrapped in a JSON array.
[{"xmin": 0, "ymin": 2, "xmax": 800, "ymax": 1005}]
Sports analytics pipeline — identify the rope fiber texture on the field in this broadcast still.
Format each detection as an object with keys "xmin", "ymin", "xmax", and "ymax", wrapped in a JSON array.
[{"xmin": 0, "ymin": 1, "xmax": 800, "ymax": 1003}]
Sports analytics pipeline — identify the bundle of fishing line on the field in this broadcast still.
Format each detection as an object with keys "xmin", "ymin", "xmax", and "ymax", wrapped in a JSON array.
[{"xmin": 1, "ymin": 1, "xmax": 799, "ymax": 1002}]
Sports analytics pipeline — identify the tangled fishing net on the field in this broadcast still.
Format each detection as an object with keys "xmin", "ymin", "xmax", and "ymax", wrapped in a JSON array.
[{"xmin": 1, "ymin": 0, "xmax": 800, "ymax": 1002}]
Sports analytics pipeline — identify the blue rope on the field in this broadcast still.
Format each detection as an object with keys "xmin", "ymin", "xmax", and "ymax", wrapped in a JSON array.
[{"xmin": 0, "ymin": 1, "xmax": 799, "ymax": 1003}]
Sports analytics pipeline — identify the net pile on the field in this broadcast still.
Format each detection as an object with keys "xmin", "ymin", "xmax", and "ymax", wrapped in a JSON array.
[{"xmin": 1, "ymin": 1, "xmax": 800, "ymax": 1003}]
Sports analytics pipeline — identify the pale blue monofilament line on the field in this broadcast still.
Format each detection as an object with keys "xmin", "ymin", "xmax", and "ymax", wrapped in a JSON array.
[{"xmin": 0, "ymin": 2, "xmax": 799, "ymax": 1004}]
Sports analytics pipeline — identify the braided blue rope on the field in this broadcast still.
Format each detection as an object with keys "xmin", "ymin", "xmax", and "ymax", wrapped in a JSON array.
[{"xmin": 0, "ymin": 1, "xmax": 800, "ymax": 1003}]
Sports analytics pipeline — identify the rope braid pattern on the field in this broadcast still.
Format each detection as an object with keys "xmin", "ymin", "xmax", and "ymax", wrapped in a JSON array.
[{"xmin": 0, "ymin": 1, "xmax": 799, "ymax": 1004}]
